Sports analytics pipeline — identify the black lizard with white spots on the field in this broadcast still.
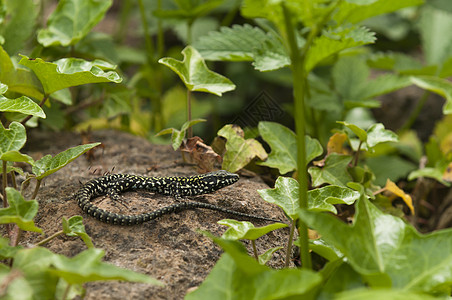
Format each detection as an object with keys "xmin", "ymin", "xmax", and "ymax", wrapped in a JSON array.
[{"xmin": 75, "ymin": 170, "xmax": 278, "ymax": 225}]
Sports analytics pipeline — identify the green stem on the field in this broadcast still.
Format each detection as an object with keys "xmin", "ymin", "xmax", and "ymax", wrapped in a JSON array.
[
  {"xmin": 10, "ymin": 172, "xmax": 17, "ymax": 190},
  {"xmin": 251, "ymin": 240, "xmax": 259, "ymax": 261},
  {"xmin": 284, "ymin": 219, "xmax": 296, "ymax": 268},
  {"xmin": 21, "ymin": 94, "xmax": 49, "ymax": 125},
  {"xmin": 35, "ymin": 230, "xmax": 63, "ymax": 247},
  {"xmin": 400, "ymin": 90, "xmax": 430, "ymax": 132},
  {"xmin": 138, "ymin": 0, "xmax": 154, "ymax": 63},
  {"xmin": 282, "ymin": 3, "xmax": 312, "ymax": 269},
  {"xmin": 2, "ymin": 160, "xmax": 7, "ymax": 208},
  {"xmin": 62, "ymin": 283, "xmax": 72, "ymax": 300},
  {"xmin": 31, "ymin": 179, "xmax": 42, "ymax": 200},
  {"xmin": 353, "ymin": 141, "xmax": 363, "ymax": 167},
  {"xmin": 187, "ymin": 89, "xmax": 193, "ymax": 138},
  {"xmin": 157, "ymin": 0, "xmax": 164, "ymax": 58}
]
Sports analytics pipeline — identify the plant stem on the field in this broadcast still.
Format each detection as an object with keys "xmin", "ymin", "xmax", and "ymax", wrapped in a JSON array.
[
  {"xmin": 251, "ymin": 240, "xmax": 258, "ymax": 260},
  {"xmin": 2, "ymin": 160, "xmax": 7, "ymax": 208},
  {"xmin": 62, "ymin": 283, "xmax": 72, "ymax": 300},
  {"xmin": 187, "ymin": 89, "xmax": 193, "ymax": 138},
  {"xmin": 11, "ymin": 226, "xmax": 22, "ymax": 247},
  {"xmin": 10, "ymin": 172, "xmax": 17, "ymax": 189},
  {"xmin": 284, "ymin": 219, "xmax": 296, "ymax": 268},
  {"xmin": 353, "ymin": 141, "xmax": 363, "ymax": 166},
  {"xmin": 35, "ymin": 230, "xmax": 63, "ymax": 247},
  {"xmin": 282, "ymin": 3, "xmax": 312, "ymax": 269},
  {"xmin": 157, "ymin": 0, "xmax": 164, "ymax": 58},
  {"xmin": 21, "ymin": 94, "xmax": 49, "ymax": 125},
  {"xmin": 31, "ymin": 179, "xmax": 42, "ymax": 200},
  {"xmin": 138, "ymin": 0, "xmax": 154, "ymax": 64},
  {"xmin": 400, "ymin": 90, "xmax": 430, "ymax": 132}
]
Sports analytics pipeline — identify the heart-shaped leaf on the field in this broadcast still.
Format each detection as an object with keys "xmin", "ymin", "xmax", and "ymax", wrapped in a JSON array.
[
  {"xmin": 0, "ymin": 95, "xmax": 46, "ymax": 119},
  {"xmin": 258, "ymin": 176, "xmax": 359, "ymax": 219},
  {"xmin": 258, "ymin": 121, "xmax": 323, "ymax": 174},
  {"xmin": 218, "ymin": 219, "xmax": 287, "ymax": 240},
  {"xmin": 299, "ymin": 196, "xmax": 452, "ymax": 292},
  {"xmin": 0, "ymin": 188, "xmax": 42, "ymax": 233},
  {"xmin": 62, "ymin": 216, "xmax": 94, "ymax": 248},
  {"xmin": 159, "ymin": 46, "xmax": 235, "ymax": 96},
  {"xmin": 32, "ymin": 143, "xmax": 100, "ymax": 180},
  {"xmin": 308, "ymin": 154, "xmax": 353, "ymax": 187},
  {"xmin": 37, "ymin": 0, "xmax": 112, "ymax": 47},
  {"xmin": 19, "ymin": 56, "xmax": 122, "ymax": 95},
  {"xmin": 0, "ymin": 121, "xmax": 27, "ymax": 160}
]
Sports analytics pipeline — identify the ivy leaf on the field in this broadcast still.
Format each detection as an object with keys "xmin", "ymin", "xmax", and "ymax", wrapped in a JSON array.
[
  {"xmin": 0, "ymin": 0, "xmax": 38, "ymax": 55},
  {"xmin": 158, "ymin": 46, "xmax": 235, "ymax": 96},
  {"xmin": 0, "ymin": 121, "xmax": 27, "ymax": 160},
  {"xmin": 32, "ymin": 143, "xmax": 100, "ymax": 180},
  {"xmin": 411, "ymin": 76, "xmax": 452, "ymax": 114},
  {"xmin": 299, "ymin": 196, "xmax": 452, "ymax": 292},
  {"xmin": 19, "ymin": 56, "xmax": 122, "ymax": 95},
  {"xmin": 336, "ymin": 288, "xmax": 440, "ymax": 300},
  {"xmin": 0, "ymin": 95, "xmax": 46, "ymax": 119},
  {"xmin": 48, "ymin": 248, "xmax": 161, "ymax": 285},
  {"xmin": 194, "ymin": 24, "xmax": 270, "ymax": 61},
  {"xmin": 308, "ymin": 154, "xmax": 353, "ymax": 187},
  {"xmin": 62, "ymin": 216, "xmax": 94, "ymax": 248},
  {"xmin": 258, "ymin": 176, "xmax": 359, "ymax": 219},
  {"xmin": 337, "ymin": 121, "xmax": 367, "ymax": 142},
  {"xmin": 156, "ymin": 119, "xmax": 206, "ymax": 150},
  {"xmin": 0, "ymin": 188, "xmax": 42, "ymax": 233},
  {"xmin": 305, "ymin": 26, "xmax": 376, "ymax": 72},
  {"xmin": 218, "ymin": 125, "xmax": 267, "ymax": 173},
  {"xmin": 218, "ymin": 219, "xmax": 287, "ymax": 241},
  {"xmin": 258, "ymin": 121, "xmax": 323, "ymax": 174},
  {"xmin": 338, "ymin": 122, "xmax": 398, "ymax": 150},
  {"xmin": 0, "ymin": 237, "xmax": 22, "ymax": 260},
  {"xmin": 0, "ymin": 46, "xmax": 43, "ymax": 99},
  {"xmin": 258, "ymin": 246, "xmax": 284, "ymax": 265},
  {"xmin": 333, "ymin": 0, "xmax": 424, "ymax": 25},
  {"xmin": 37, "ymin": 0, "xmax": 112, "ymax": 47},
  {"xmin": 186, "ymin": 234, "xmax": 322, "ymax": 300}
]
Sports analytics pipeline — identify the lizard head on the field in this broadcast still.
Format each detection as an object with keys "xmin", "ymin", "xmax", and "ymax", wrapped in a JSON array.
[{"xmin": 200, "ymin": 170, "xmax": 239, "ymax": 192}]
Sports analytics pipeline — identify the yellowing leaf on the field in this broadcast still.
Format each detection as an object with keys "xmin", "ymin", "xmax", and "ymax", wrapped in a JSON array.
[
  {"xmin": 384, "ymin": 179, "xmax": 414, "ymax": 215},
  {"xmin": 443, "ymin": 162, "xmax": 452, "ymax": 183},
  {"xmin": 327, "ymin": 132, "xmax": 348, "ymax": 155}
]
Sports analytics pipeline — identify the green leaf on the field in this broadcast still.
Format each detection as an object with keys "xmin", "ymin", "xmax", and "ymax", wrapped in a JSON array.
[
  {"xmin": 0, "ymin": 121, "xmax": 27, "ymax": 159},
  {"xmin": 366, "ymin": 123, "xmax": 398, "ymax": 147},
  {"xmin": 0, "ymin": 46, "xmax": 43, "ymax": 100},
  {"xmin": 252, "ymin": 35, "xmax": 290, "ymax": 72},
  {"xmin": 366, "ymin": 155, "xmax": 417, "ymax": 186},
  {"xmin": 308, "ymin": 154, "xmax": 353, "ymax": 187},
  {"xmin": 0, "ymin": 150, "xmax": 33, "ymax": 164},
  {"xmin": 0, "ymin": 188, "xmax": 42, "ymax": 233},
  {"xmin": 258, "ymin": 121, "xmax": 322, "ymax": 174},
  {"xmin": 0, "ymin": 95, "xmax": 46, "ymax": 118},
  {"xmin": 334, "ymin": 0, "xmax": 424, "ymax": 24},
  {"xmin": 48, "ymin": 248, "xmax": 162, "ymax": 285},
  {"xmin": 337, "ymin": 121, "xmax": 367, "ymax": 142},
  {"xmin": 0, "ymin": 237, "xmax": 22, "ymax": 260},
  {"xmin": 0, "ymin": 82, "xmax": 7, "ymax": 94},
  {"xmin": 408, "ymin": 167, "xmax": 451, "ymax": 187},
  {"xmin": 336, "ymin": 289, "xmax": 440, "ymax": 300},
  {"xmin": 299, "ymin": 197, "xmax": 452, "ymax": 292},
  {"xmin": 305, "ymin": 26, "xmax": 376, "ymax": 72},
  {"xmin": 194, "ymin": 24, "xmax": 270, "ymax": 61},
  {"xmin": 62, "ymin": 216, "xmax": 94, "ymax": 248},
  {"xmin": 153, "ymin": 0, "xmax": 222, "ymax": 20},
  {"xmin": 419, "ymin": 4, "xmax": 452, "ymax": 65},
  {"xmin": 218, "ymin": 125, "xmax": 267, "ymax": 173},
  {"xmin": 19, "ymin": 56, "xmax": 122, "ymax": 95},
  {"xmin": 258, "ymin": 246, "xmax": 284, "ymax": 265},
  {"xmin": 411, "ymin": 76, "xmax": 452, "ymax": 114},
  {"xmin": 156, "ymin": 119, "xmax": 206, "ymax": 150},
  {"xmin": 37, "ymin": 0, "xmax": 112, "ymax": 47},
  {"xmin": 11, "ymin": 247, "xmax": 58, "ymax": 299},
  {"xmin": 0, "ymin": 0, "xmax": 38, "ymax": 55},
  {"xmin": 258, "ymin": 176, "xmax": 358, "ymax": 219},
  {"xmin": 240, "ymin": 0, "xmax": 284, "ymax": 29},
  {"xmin": 186, "ymin": 254, "xmax": 321, "ymax": 300},
  {"xmin": 32, "ymin": 143, "xmax": 100, "ymax": 180},
  {"xmin": 218, "ymin": 219, "xmax": 287, "ymax": 240},
  {"xmin": 159, "ymin": 46, "xmax": 235, "ymax": 96}
]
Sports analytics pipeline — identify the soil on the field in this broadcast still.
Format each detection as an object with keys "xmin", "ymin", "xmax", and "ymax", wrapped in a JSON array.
[{"xmin": 20, "ymin": 130, "xmax": 289, "ymax": 300}]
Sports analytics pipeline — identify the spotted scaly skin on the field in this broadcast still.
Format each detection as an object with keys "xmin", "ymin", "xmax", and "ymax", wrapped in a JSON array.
[{"xmin": 76, "ymin": 170, "xmax": 278, "ymax": 225}]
